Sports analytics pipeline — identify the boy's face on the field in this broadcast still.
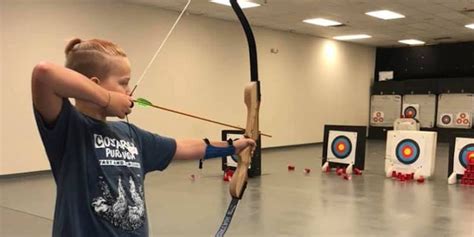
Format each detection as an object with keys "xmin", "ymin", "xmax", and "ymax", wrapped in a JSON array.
[{"xmin": 101, "ymin": 56, "xmax": 132, "ymax": 95}]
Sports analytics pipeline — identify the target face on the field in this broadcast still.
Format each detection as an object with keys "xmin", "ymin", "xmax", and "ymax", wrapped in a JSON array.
[
  {"xmin": 396, "ymin": 139, "xmax": 420, "ymax": 165},
  {"xmin": 331, "ymin": 136, "xmax": 353, "ymax": 159},
  {"xmin": 459, "ymin": 144, "xmax": 474, "ymax": 168},
  {"xmin": 441, "ymin": 114, "xmax": 452, "ymax": 125},
  {"xmin": 404, "ymin": 106, "xmax": 417, "ymax": 118}
]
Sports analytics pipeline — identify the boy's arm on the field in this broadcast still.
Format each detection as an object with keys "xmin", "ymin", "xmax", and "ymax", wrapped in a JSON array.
[
  {"xmin": 173, "ymin": 138, "xmax": 256, "ymax": 160},
  {"xmin": 31, "ymin": 61, "xmax": 132, "ymax": 124}
]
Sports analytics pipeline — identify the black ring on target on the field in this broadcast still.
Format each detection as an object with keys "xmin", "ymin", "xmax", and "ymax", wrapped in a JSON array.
[
  {"xmin": 403, "ymin": 106, "xmax": 417, "ymax": 118},
  {"xmin": 441, "ymin": 115, "xmax": 451, "ymax": 124},
  {"xmin": 459, "ymin": 144, "xmax": 474, "ymax": 168},
  {"xmin": 331, "ymin": 135, "xmax": 353, "ymax": 159},
  {"xmin": 396, "ymin": 139, "xmax": 420, "ymax": 165}
]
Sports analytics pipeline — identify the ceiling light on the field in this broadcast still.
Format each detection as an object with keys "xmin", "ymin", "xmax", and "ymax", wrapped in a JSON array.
[
  {"xmin": 398, "ymin": 39, "xmax": 425, "ymax": 45},
  {"xmin": 465, "ymin": 24, "xmax": 474, "ymax": 29},
  {"xmin": 333, "ymin": 34, "xmax": 372, "ymax": 40},
  {"xmin": 210, "ymin": 0, "xmax": 260, "ymax": 9},
  {"xmin": 303, "ymin": 18, "xmax": 342, "ymax": 27},
  {"xmin": 365, "ymin": 10, "xmax": 405, "ymax": 20}
]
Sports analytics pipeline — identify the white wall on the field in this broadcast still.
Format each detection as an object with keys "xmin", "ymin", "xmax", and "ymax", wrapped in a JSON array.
[{"xmin": 0, "ymin": 1, "xmax": 375, "ymax": 175}]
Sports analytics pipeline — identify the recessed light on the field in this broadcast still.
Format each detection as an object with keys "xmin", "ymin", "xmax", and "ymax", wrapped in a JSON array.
[
  {"xmin": 303, "ymin": 18, "xmax": 342, "ymax": 27},
  {"xmin": 398, "ymin": 39, "xmax": 425, "ymax": 45},
  {"xmin": 465, "ymin": 24, "xmax": 474, "ymax": 29},
  {"xmin": 210, "ymin": 0, "xmax": 260, "ymax": 9},
  {"xmin": 365, "ymin": 10, "xmax": 405, "ymax": 20},
  {"xmin": 333, "ymin": 34, "xmax": 372, "ymax": 40}
]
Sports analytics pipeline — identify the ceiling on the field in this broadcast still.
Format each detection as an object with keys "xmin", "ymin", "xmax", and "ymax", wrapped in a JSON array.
[{"xmin": 119, "ymin": 0, "xmax": 474, "ymax": 47}]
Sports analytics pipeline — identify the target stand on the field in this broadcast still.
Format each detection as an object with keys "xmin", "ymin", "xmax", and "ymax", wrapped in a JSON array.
[
  {"xmin": 322, "ymin": 125, "xmax": 366, "ymax": 174},
  {"xmin": 447, "ymin": 132, "xmax": 474, "ymax": 184},
  {"xmin": 385, "ymin": 131, "xmax": 437, "ymax": 180}
]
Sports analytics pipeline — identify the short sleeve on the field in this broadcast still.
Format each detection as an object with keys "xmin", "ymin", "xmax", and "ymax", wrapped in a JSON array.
[
  {"xmin": 131, "ymin": 125, "xmax": 177, "ymax": 173},
  {"xmin": 33, "ymin": 99, "xmax": 73, "ymax": 172}
]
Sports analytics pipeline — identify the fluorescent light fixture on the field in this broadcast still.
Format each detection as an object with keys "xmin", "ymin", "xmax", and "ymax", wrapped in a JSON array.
[
  {"xmin": 465, "ymin": 24, "xmax": 474, "ymax": 29},
  {"xmin": 365, "ymin": 10, "xmax": 405, "ymax": 20},
  {"xmin": 303, "ymin": 18, "xmax": 342, "ymax": 27},
  {"xmin": 210, "ymin": 0, "xmax": 260, "ymax": 9},
  {"xmin": 333, "ymin": 34, "xmax": 372, "ymax": 40},
  {"xmin": 398, "ymin": 39, "xmax": 425, "ymax": 45}
]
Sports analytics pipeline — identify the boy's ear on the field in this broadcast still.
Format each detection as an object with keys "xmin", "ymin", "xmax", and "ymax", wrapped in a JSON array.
[{"xmin": 90, "ymin": 77, "xmax": 100, "ymax": 84}]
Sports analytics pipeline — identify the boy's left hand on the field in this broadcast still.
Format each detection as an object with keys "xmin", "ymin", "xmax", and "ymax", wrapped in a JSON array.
[{"xmin": 233, "ymin": 138, "xmax": 256, "ymax": 156}]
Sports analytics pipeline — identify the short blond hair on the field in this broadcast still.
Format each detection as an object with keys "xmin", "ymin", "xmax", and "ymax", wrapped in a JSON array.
[{"xmin": 65, "ymin": 38, "xmax": 127, "ymax": 79}]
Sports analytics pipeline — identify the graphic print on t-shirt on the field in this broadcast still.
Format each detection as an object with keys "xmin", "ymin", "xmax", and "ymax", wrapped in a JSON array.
[{"xmin": 91, "ymin": 133, "xmax": 145, "ymax": 231}]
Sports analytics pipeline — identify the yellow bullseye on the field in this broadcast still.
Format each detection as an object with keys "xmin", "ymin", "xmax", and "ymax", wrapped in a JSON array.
[
  {"xmin": 338, "ymin": 144, "xmax": 345, "ymax": 151},
  {"xmin": 403, "ymin": 148, "xmax": 412, "ymax": 156}
]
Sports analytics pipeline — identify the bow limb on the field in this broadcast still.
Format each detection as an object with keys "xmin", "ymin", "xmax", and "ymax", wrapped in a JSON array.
[{"xmin": 228, "ymin": 0, "xmax": 261, "ymax": 199}]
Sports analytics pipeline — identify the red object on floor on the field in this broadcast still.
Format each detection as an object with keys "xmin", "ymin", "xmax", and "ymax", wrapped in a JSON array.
[
  {"xmin": 336, "ymin": 168, "xmax": 344, "ymax": 176},
  {"xmin": 460, "ymin": 156, "xmax": 474, "ymax": 186},
  {"xmin": 223, "ymin": 169, "xmax": 234, "ymax": 182},
  {"xmin": 288, "ymin": 165, "xmax": 295, "ymax": 171},
  {"xmin": 190, "ymin": 174, "xmax": 196, "ymax": 181},
  {"xmin": 324, "ymin": 165, "xmax": 331, "ymax": 173},
  {"xmin": 304, "ymin": 168, "xmax": 311, "ymax": 174},
  {"xmin": 391, "ymin": 171, "xmax": 397, "ymax": 178},
  {"xmin": 417, "ymin": 176, "xmax": 425, "ymax": 183},
  {"xmin": 353, "ymin": 168, "xmax": 362, "ymax": 175}
]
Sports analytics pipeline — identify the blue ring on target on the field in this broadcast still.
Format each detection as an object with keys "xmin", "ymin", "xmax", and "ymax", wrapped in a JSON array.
[
  {"xmin": 396, "ymin": 139, "xmax": 420, "ymax": 165},
  {"xmin": 404, "ymin": 106, "xmax": 417, "ymax": 118},
  {"xmin": 331, "ymin": 135, "xmax": 352, "ymax": 159},
  {"xmin": 458, "ymin": 144, "xmax": 474, "ymax": 168}
]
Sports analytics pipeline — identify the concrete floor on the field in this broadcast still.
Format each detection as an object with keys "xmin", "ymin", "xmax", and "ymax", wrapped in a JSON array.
[{"xmin": 1, "ymin": 140, "xmax": 473, "ymax": 237}]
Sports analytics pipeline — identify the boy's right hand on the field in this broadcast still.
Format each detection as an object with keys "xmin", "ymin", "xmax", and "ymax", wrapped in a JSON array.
[{"xmin": 104, "ymin": 91, "xmax": 133, "ymax": 119}]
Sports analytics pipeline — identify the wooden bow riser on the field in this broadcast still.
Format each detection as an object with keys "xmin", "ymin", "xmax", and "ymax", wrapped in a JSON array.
[{"xmin": 229, "ymin": 82, "xmax": 260, "ymax": 198}]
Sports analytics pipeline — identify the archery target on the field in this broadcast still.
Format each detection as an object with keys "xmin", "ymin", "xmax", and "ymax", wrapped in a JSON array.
[
  {"xmin": 440, "ymin": 113, "xmax": 453, "ymax": 126},
  {"xmin": 395, "ymin": 139, "xmax": 420, "ymax": 165},
  {"xmin": 385, "ymin": 131, "xmax": 437, "ymax": 178},
  {"xmin": 327, "ymin": 131, "xmax": 357, "ymax": 165},
  {"xmin": 437, "ymin": 94, "xmax": 474, "ymax": 128},
  {"xmin": 370, "ymin": 95, "xmax": 402, "ymax": 127},
  {"xmin": 402, "ymin": 95, "xmax": 436, "ymax": 128},
  {"xmin": 453, "ymin": 138, "xmax": 474, "ymax": 175},
  {"xmin": 402, "ymin": 104, "xmax": 419, "ymax": 119},
  {"xmin": 455, "ymin": 112, "xmax": 472, "ymax": 128},
  {"xmin": 372, "ymin": 111, "xmax": 384, "ymax": 123}
]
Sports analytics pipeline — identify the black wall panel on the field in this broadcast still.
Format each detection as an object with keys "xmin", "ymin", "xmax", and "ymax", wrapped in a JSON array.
[{"xmin": 375, "ymin": 42, "xmax": 474, "ymax": 81}]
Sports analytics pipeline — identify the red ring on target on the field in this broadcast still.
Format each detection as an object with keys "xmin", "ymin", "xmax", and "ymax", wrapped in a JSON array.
[
  {"xmin": 457, "ymin": 118, "xmax": 463, "ymax": 124},
  {"xmin": 463, "ymin": 119, "xmax": 469, "ymax": 124},
  {"xmin": 460, "ymin": 113, "xmax": 466, "ymax": 119},
  {"xmin": 380, "ymin": 118, "xmax": 384, "ymax": 122},
  {"xmin": 374, "ymin": 117, "xmax": 379, "ymax": 122},
  {"xmin": 376, "ymin": 112, "xmax": 381, "ymax": 117}
]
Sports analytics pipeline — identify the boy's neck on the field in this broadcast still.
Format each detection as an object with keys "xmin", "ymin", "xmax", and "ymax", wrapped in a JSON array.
[{"xmin": 75, "ymin": 100, "xmax": 107, "ymax": 121}]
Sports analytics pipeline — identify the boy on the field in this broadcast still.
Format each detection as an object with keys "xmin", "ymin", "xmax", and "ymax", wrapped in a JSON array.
[{"xmin": 32, "ymin": 38, "xmax": 255, "ymax": 236}]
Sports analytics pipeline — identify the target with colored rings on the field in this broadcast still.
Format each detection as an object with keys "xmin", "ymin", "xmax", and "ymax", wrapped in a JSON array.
[
  {"xmin": 459, "ymin": 144, "xmax": 474, "ymax": 168},
  {"xmin": 403, "ymin": 106, "xmax": 417, "ymax": 118},
  {"xmin": 441, "ymin": 115, "xmax": 452, "ymax": 124},
  {"xmin": 460, "ymin": 113, "xmax": 466, "ymax": 119},
  {"xmin": 396, "ymin": 139, "xmax": 420, "ymax": 165},
  {"xmin": 456, "ymin": 118, "xmax": 463, "ymax": 124},
  {"xmin": 331, "ymin": 136, "xmax": 353, "ymax": 159},
  {"xmin": 463, "ymin": 119, "xmax": 470, "ymax": 125}
]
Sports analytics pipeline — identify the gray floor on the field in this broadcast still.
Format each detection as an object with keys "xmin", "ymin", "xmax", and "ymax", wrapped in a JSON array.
[{"xmin": 1, "ymin": 140, "xmax": 473, "ymax": 237}]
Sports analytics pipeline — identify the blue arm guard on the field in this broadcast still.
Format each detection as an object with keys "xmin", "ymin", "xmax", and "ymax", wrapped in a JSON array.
[{"xmin": 203, "ymin": 139, "xmax": 235, "ymax": 160}]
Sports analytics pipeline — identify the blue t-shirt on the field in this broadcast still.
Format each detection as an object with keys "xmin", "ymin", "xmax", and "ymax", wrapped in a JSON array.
[{"xmin": 34, "ymin": 99, "xmax": 177, "ymax": 237}]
